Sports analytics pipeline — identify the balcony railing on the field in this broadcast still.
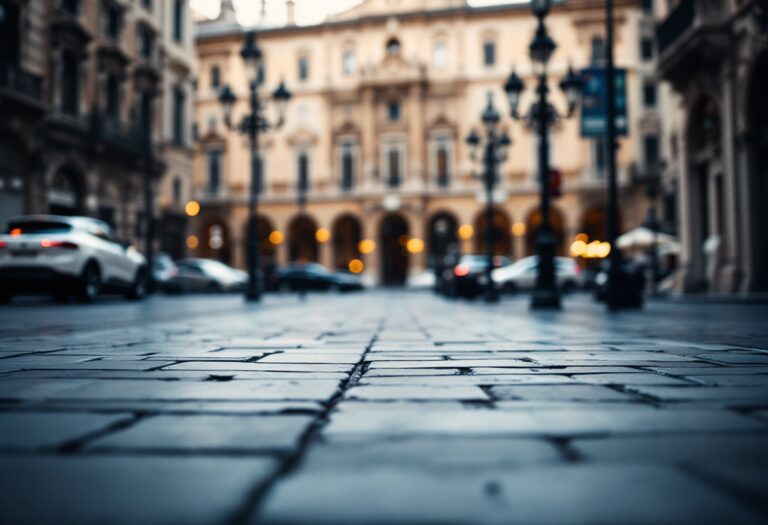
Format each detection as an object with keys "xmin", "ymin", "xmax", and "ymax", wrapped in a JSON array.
[
  {"xmin": 89, "ymin": 112, "xmax": 147, "ymax": 155},
  {"xmin": 0, "ymin": 66, "xmax": 44, "ymax": 102},
  {"xmin": 657, "ymin": 0, "xmax": 696, "ymax": 55}
]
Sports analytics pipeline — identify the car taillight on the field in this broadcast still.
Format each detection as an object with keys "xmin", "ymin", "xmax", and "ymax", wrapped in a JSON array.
[
  {"xmin": 40, "ymin": 240, "xmax": 79, "ymax": 250},
  {"xmin": 454, "ymin": 264, "xmax": 470, "ymax": 277},
  {"xmin": 0, "ymin": 240, "xmax": 6, "ymax": 249},
  {"xmin": 574, "ymin": 263, "xmax": 582, "ymax": 274}
]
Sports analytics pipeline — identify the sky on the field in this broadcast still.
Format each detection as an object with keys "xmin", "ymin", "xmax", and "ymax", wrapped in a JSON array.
[{"xmin": 190, "ymin": 0, "xmax": 520, "ymax": 27}]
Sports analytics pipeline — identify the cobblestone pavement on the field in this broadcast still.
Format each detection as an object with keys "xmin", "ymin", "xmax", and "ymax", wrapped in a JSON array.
[{"xmin": 1, "ymin": 292, "xmax": 767, "ymax": 524}]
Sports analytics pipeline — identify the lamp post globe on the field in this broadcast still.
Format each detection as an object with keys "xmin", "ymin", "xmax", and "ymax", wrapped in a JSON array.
[
  {"xmin": 241, "ymin": 32, "xmax": 263, "ymax": 83},
  {"xmin": 530, "ymin": 0, "xmax": 553, "ymax": 17},
  {"xmin": 504, "ymin": 70, "xmax": 524, "ymax": 116},
  {"xmin": 218, "ymin": 84, "xmax": 236, "ymax": 126}
]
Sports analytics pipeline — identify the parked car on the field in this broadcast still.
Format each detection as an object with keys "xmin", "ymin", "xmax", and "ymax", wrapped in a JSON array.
[
  {"xmin": 152, "ymin": 253, "xmax": 184, "ymax": 294},
  {"xmin": 491, "ymin": 255, "xmax": 584, "ymax": 293},
  {"xmin": 175, "ymin": 258, "xmax": 248, "ymax": 293},
  {"xmin": 0, "ymin": 215, "xmax": 147, "ymax": 303},
  {"xmin": 273, "ymin": 263, "xmax": 364, "ymax": 292},
  {"xmin": 447, "ymin": 255, "xmax": 512, "ymax": 298}
]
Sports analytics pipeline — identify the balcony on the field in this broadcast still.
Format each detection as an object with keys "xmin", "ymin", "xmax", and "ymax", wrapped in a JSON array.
[
  {"xmin": 656, "ymin": 0, "xmax": 730, "ymax": 86},
  {"xmin": 0, "ymin": 66, "xmax": 45, "ymax": 110},
  {"xmin": 89, "ymin": 112, "xmax": 148, "ymax": 158}
]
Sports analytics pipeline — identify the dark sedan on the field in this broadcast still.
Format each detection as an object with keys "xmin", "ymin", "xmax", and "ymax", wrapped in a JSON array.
[
  {"xmin": 447, "ymin": 255, "xmax": 512, "ymax": 298},
  {"xmin": 273, "ymin": 263, "xmax": 363, "ymax": 292}
]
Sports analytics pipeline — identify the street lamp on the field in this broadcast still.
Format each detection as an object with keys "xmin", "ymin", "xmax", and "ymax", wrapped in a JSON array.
[
  {"xmin": 466, "ymin": 93, "xmax": 511, "ymax": 303},
  {"xmin": 219, "ymin": 31, "xmax": 292, "ymax": 302},
  {"xmin": 503, "ymin": 1, "xmax": 584, "ymax": 310}
]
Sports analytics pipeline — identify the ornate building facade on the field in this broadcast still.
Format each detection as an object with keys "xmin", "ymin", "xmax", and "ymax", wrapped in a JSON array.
[
  {"xmin": 0, "ymin": 0, "xmax": 195, "ymax": 257},
  {"xmin": 192, "ymin": 0, "xmax": 667, "ymax": 285},
  {"xmin": 657, "ymin": 0, "xmax": 768, "ymax": 293}
]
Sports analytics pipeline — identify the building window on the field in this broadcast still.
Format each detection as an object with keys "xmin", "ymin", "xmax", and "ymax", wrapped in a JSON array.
[
  {"xmin": 342, "ymin": 50, "xmax": 356, "ymax": 76},
  {"xmin": 211, "ymin": 65, "xmax": 220, "ymax": 89},
  {"xmin": 590, "ymin": 36, "xmax": 605, "ymax": 66},
  {"xmin": 644, "ymin": 135, "xmax": 660, "ymax": 167},
  {"xmin": 643, "ymin": 81, "xmax": 657, "ymax": 108},
  {"xmin": 61, "ymin": 0, "xmax": 80, "ymax": 15},
  {"xmin": 207, "ymin": 150, "xmax": 221, "ymax": 195},
  {"xmin": 436, "ymin": 145, "xmax": 449, "ymax": 187},
  {"xmin": 483, "ymin": 41, "xmax": 496, "ymax": 67},
  {"xmin": 433, "ymin": 41, "xmax": 447, "ymax": 70},
  {"xmin": 641, "ymin": 38, "xmax": 654, "ymax": 61},
  {"xmin": 341, "ymin": 143, "xmax": 355, "ymax": 191},
  {"xmin": 641, "ymin": 0, "xmax": 653, "ymax": 15},
  {"xmin": 172, "ymin": 177, "xmax": 182, "ymax": 204},
  {"xmin": 173, "ymin": 0, "xmax": 184, "ymax": 43},
  {"xmin": 386, "ymin": 38, "xmax": 401, "ymax": 56},
  {"xmin": 61, "ymin": 50, "xmax": 80, "ymax": 116},
  {"xmin": 173, "ymin": 87, "xmax": 185, "ymax": 146},
  {"xmin": 387, "ymin": 101, "xmax": 400, "ymax": 122},
  {"xmin": 387, "ymin": 148, "xmax": 401, "ymax": 188},
  {"xmin": 0, "ymin": 1, "xmax": 20, "ymax": 69},
  {"xmin": 138, "ymin": 25, "xmax": 154, "ymax": 61},
  {"xmin": 297, "ymin": 152, "xmax": 310, "ymax": 193},
  {"xmin": 138, "ymin": 91, "xmax": 152, "ymax": 134},
  {"xmin": 298, "ymin": 56, "xmax": 309, "ymax": 81},
  {"xmin": 103, "ymin": 2, "xmax": 122, "ymax": 41},
  {"xmin": 141, "ymin": 0, "xmax": 152, "ymax": 11},
  {"xmin": 105, "ymin": 73, "xmax": 120, "ymax": 119}
]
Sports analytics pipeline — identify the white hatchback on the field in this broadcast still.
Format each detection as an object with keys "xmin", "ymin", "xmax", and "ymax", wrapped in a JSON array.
[{"xmin": 0, "ymin": 215, "xmax": 147, "ymax": 303}]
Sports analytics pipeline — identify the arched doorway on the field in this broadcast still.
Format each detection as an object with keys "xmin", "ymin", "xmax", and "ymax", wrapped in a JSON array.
[
  {"xmin": 525, "ymin": 207, "xmax": 566, "ymax": 257},
  {"xmin": 427, "ymin": 212, "xmax": 459, "ymax": 268},
  {"xmin": 200, "ymin": 218, "xmax": 231, "ymax": 264},
  {"xmin": 289, "ymin": 214, "xmax": 319, "ymax": 263},
  {"xmin": 332, "ymin": 214, "xmax": 362, "ymax": 270},
  {"xmin": 748, "ymin": 53, "xmax": 768, "ymax": 291},
  {"xmin": 686, "ymin": 96, "xmax": 722, "ymax": 292},
  {"xmin": 580, "ymin": 205, "xmax": 619, "ymax": 243},
  {"xmin": 474, "ymin": 208, "xmax": 512, "ymax": 257},
  {"xmin": 48, "ymin": 167, "xmax": 85, "ymax": 216},
  {"xmin": 379, "ymin": 213, "xmax": 409, "ymax": 286}
]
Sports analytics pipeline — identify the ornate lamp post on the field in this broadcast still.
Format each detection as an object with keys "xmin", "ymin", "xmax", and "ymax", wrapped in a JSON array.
[
  {"xmin": 219, "ymin": 31, "xmax": 291, "ymax": 302},
  {"xmin": 466, "ymin": 93, "xmax": 512, "ymax": 303},
  {"xmin": 503, "ymin": 0, "xmax": 584, "ymax": 309}
]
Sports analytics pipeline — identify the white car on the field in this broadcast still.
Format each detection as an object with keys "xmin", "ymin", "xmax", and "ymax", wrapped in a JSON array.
[
  {"xmin": 0, "ymin": 215, "xmax": 147, "ymax": 303},
  {"xmin": 492, "ymin": 255, "xmax": 584, "ymax": 293}
]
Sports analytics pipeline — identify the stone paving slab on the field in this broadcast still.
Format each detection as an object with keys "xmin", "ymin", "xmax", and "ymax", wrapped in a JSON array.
[
  {"xmin": 0, "ymin": 456, "xmax": 277, "ymax": 525},
  {"xmin": 2, "ymin": 293, "xmax": 768, "ymax": 523},
  {"xmin": 259, "ymin": 464, "xmax": 763, "ymax": 524}
]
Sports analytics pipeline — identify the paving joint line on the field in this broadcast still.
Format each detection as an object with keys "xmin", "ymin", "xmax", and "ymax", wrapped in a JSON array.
[{"xmin": 227, "ymin": 330, "xmax": 381, "ymax": 525}]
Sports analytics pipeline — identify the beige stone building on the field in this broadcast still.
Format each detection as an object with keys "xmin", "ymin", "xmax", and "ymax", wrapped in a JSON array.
[
  {"xmin": 0, "ymin": 0, "xmax": 195, "ymax": 257},
  {"xmin": 656, "ymin": 0, "xmax": 768, "ymax": 293},
  {"xmin": 191, "ymin": 0, "xmax": 666, "ymax": 285}
]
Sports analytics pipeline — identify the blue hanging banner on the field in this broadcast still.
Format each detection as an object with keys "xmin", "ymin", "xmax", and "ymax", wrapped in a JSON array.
[{"xmin": 580, "ymin": 67, "xmax": 629, "ymax": 138}]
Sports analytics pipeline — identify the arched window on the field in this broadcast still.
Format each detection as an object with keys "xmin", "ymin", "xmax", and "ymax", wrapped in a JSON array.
[
  {"xmin": 386, "ymin": 38, "xmax": 401, "ymax": 56},
  {"xmin": 436, "ymin": 146, "xmax": 449, "ymax": 187},
  {"xmin": 342, "ymin": 49, "xmax": 356, "ymax": 76}
]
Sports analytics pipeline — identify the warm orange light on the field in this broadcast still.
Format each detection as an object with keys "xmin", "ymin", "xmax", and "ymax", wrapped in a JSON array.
[
  {"xmin": 398, "ymin": 234, "xmax": 410, "ymax": 246},
  {"xmin": 406, "ymin": 238, "xmax": 425, "ymax": 254},
  {"xmin": 269, "ymin": 231, "xmax": 284, "ymax": 245},
  {"xmin": 10, "ymin": 228, "xmax": 22, "ymax": 236},
  {"xmin": 512, "ymin": 222, "xmax": 526, "ymax": 237},
  {"xmin": 359, "ymin": 239, "xmax": 376, "ymax": 254},
  {"xmin": 570, "ymin": 240, "xmax": 587, "ymax": 257},
  {"xmin": 185, "ymin": 200, "xmax": 201, "ymax": 217},
  {"xmin": 348, "ymin": 259, "xmax": 364, "ymax": 274},
  {"xmin": 458, "ymin": 224, "xmax": 474, "ymax": 240},
  {"xmin": 575, "ymin": 232, "xmax": 589, "ymax": 243},
  {"xmin": 186, "ymin": 235, "xmax": 199, "ymax": 249},
  {"xmin": 315, "ymin": 228, "xmax": 331, "ymax": 243},
  {"xmin": 40, "ymin": 239, "xmax": 53, "ymax": 248}
]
